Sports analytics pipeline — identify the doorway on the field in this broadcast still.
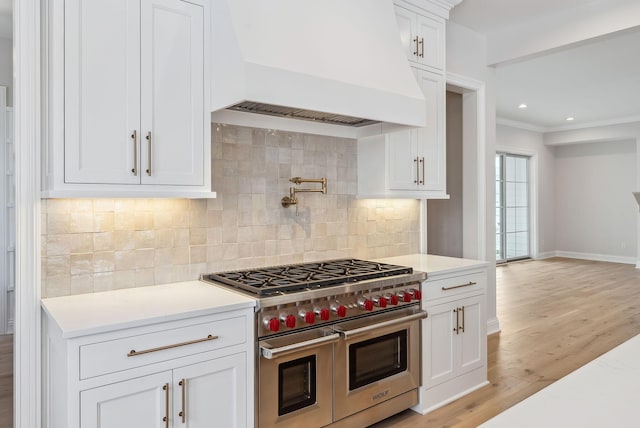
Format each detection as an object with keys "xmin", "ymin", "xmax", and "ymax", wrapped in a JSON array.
[{"xmin": 495, "ymin": 153, "xmax": 530, "ymax": 262}]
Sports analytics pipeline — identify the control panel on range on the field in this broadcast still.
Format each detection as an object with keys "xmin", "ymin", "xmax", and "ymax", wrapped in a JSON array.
[{"xmin": 258, "ymin": 285, "xmax": 422, "ymax": 336}]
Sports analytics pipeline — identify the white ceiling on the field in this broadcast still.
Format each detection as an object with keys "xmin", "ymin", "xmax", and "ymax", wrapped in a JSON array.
[{"xmin": 450, "ymin": 0, "xmax": 640, "ymax": 130}]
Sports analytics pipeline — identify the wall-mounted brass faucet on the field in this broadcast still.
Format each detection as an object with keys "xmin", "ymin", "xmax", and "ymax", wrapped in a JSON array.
[{"xmin": 282, "ymin": 177, "xmax": 327, "ymax": 208}]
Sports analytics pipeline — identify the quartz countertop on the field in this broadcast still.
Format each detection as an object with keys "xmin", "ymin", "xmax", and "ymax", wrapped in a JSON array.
[
  {"xmin": 479, "ymin": 333, "xmax": 640, "ymax": 427},
  {"xmin": 41, "ymin": 281, "xmax": 257, "ymax": 338},
  {"xmin": 374, "ymin": 254, "xmax": 488, "ymax": 277}
]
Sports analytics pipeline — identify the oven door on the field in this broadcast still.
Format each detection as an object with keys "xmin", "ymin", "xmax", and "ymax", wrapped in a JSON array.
[
  {"xmin": 258, "ymin": 328, "xmax": 339, "ymax": 428},
  {"xmin": 332, "ymin": 307, "xmax": 427, "ymax": 422}
]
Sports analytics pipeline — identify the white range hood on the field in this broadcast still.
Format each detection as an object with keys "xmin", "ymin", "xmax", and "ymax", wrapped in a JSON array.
[{"xmin": 211, "ymin": 0, "xmax": 426, "ymax": 138}]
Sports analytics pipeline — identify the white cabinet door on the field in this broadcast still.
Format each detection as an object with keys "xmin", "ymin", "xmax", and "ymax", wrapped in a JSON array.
[
  {"xmin": 80, "ymin": 371, "xmax": 172, "ymax": 428},
  {"xmin": 423, "ymin": 300, "xmax": 456, "ymax": 387},
  {"xmin": 416, "ymin": 14, "xmax": 444, "ymax": 70},
  {"xmin": 393, "ymin": 5, "xmax": 444, "ymax": 70},
  {"xmin": 416, "ymin": 69, "xmax": 445, "ymax": 193},
  {"xmin": 458, "ymin": 296, "xmax": 484, "ymax": 373},
  {"xmin": 386, "ymin": 69, "xmax": 445, "ymax": 195},
  {"xmin": 393, "ymin": 5, "xmax": 416, "ymax": 63},
  {"xmin": 64, "ymin": 0, "xmax": 141, "ymax": 184},
  {"xmin": 173, "ymin": 353, "xmax": 247, "ymax": 428},
  {"xmin": 387, "ymin": 128, "xmax": 418, "ymax": 191},
  {"xmin": 423, "ymin": 294, "xmax": 485, "ymax": 388},
  {"xmin": 140, "ymin": 0, "xmax": 204, "ymax": 186}
]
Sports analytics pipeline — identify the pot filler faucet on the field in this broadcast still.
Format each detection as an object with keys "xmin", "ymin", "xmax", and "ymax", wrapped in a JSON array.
[{"xmin": 281, "ymin": 177, "xmax": 327, "ymax": 211}]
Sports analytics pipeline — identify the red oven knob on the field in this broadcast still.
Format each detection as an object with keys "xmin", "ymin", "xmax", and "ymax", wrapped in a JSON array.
[
  {"xmin": 332, "ymin": 304, "xmax": 347, "ymax": 318},
  {"xmin": 282, "ymin": 314, "xmax": 296, "ymax": 329},
  {"xmin": 387, "ymin": 294, "xmax": 399, "ymax": 305},
  {"xmin": 398, "ymin": 291, "xmax": 412, "ymax": 302},
  {"xmin": 373, "ymin": 295, "xmax": 387, "ymax": 308},
  {"xmin": 316, "ymin": 308, "xmax": 330, "ymax": 321},
  {"xmin": 264, "ymin": 317, "xmax": 280, "ymax": 332},
  {"xmin": 411, "ymin": 288, "xmax": 422, "ymax": 300},
  {"xmin": 359, "ymin": 298, "xmax": 374, "ymax": 312},
  {"xmin": 302, "ymin": 311, "xmax": 315, "ymax": 324}
]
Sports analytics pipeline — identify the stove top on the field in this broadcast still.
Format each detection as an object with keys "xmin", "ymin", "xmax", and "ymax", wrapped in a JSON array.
[{"xmin": 202, "ymin": 259, "xmax": 413, "ymax": 297}]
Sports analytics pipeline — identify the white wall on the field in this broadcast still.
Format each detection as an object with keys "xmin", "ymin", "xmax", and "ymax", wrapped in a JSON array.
[
  {"xmin": 0, "ymin": 38, "xmax": 12, "ymax": 106},
  {"xmin": 447, "ymin": 22, "xmax": 499, "ymax": 333},
  {"xmin": 496, "ymin": 124, "xmax": 556, "ymax": 256},
  {"xmin": 555, "ymin": 140, "xmax": 637, "ymax": 263}
]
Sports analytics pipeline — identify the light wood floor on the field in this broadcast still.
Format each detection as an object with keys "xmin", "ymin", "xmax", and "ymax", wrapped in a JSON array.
[
  {"xmin": 1, "ymin": 258, "xmax": 639, "ymax": 428},
  {"xmin": 0, "ymin": 333, "xmax": 12, "ymax": 428},
  {"xmin": 374, "ymin": 257, "xmax": 640, "ymax": 428}
]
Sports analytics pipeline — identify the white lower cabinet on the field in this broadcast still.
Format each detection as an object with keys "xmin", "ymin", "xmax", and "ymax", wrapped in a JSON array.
[
  {"xmin": 415, "ymin": 267, "xmax": 488, "ymax": 414},
  {"xmin": 80, "ymin": 353, "xmax": 246, "ymax": 428},
  {"xmin": 43, "ymin": 308, "xmax": 253, "ymax": 428},
  {"xmin": 423, "ymin": 294, "xmax": 484, "ymax": 388},
  {"xmin": 80, "ymin": 371, "xmax": 172, "ymax": 428}
]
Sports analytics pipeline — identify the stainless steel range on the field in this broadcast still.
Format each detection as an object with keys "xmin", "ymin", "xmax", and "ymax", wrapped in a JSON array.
[{"xmin": 202, "ymin": 258, "xmax": 427, "ymax": 428}]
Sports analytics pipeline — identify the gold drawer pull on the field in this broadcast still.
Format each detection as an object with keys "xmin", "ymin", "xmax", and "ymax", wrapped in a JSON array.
[
  {"xmin": 127, "ymin": 334, "xmax": 219, "ymax": 357},
  {"xmin": 442, "ymin": 281, "xmax": 476, "ymax": 291}
]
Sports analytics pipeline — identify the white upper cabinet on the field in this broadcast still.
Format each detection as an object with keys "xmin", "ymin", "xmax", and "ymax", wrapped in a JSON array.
[
  {"xmin": 394, "ymin": 4, "xmax": 444, "ymax": 71},
  {"xmin": 64, "ymin": 0, "xmax": 141, "ymax": 185},
  {"xmin": 44, "ymin": 0, "xmax": 212, "ymax": 197},
  {"xmin": 358, "ymin": 68, "xmax": 446, "ymax": 199},
  {"xmin": 387, "ymin": 69, "xmax": 444, "ymax": 194},
  {"xmin": 357, "ymin": 1, "xmax": 448, "ymax": 200},
  {"xmin": 140, "ymin": 0, "xmax": 204, "ymax": 186}
]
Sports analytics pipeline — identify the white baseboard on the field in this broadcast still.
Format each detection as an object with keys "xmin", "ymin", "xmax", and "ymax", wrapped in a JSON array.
[
  {"xmin": 534, "ymin": 251, "xmax": 557, "ymax": 260},
  {"xmin": 553, "ymin": 251, "xmax": 637, "ymax": 265},
  {"xmin": 487, "ymin": 317, "xmax": 501, "ymax": 335}
]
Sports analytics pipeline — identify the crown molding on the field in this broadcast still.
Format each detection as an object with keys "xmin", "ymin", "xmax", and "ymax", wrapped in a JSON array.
[
  {"xmin": 545, "ymin": 115, "xmax": 640, "ymax": 133},
  {"xmin": 496, "ymin": 117, "xmax": 546, "ymax": 133},
  {"xmin": 498, "ymin": 115, "xmax": 640, "ymax": 134}
]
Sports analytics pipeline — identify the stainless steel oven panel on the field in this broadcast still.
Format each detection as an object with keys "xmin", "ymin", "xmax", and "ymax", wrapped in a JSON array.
[
  {"xmin": 259, "ymin": 329, "xmax": 335, "ymax": 428},
  {"xmin": 332, "ymin": 308, "xmax": 426, "ymax": 422}
]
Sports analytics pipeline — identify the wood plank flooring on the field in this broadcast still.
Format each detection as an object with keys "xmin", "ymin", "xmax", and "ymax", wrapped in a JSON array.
[
  {"xmin": 0, "ymin": 334, "xmax": 12, "ymax": 428},
  {"xmin": 375, "ymin": 257, "xmax": 640, "ymax": 428},
  {"xmin": 0, "ymin": 258, "xmax": 638, "ymax": 428}
]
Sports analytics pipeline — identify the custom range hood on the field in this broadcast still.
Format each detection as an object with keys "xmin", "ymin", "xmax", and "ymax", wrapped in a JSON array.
[{"xmin": 211, "ymin": 0, "xmax": 426, "ymax": 138}]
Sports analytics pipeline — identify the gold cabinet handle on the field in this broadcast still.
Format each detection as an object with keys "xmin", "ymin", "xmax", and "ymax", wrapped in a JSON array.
[
  {"xmin": 419, "ymin": 37, "xmax": 425, "ymax": 57},
  {"xmin": 162, "ymin": 383, "xmax": 169, "ymax": 427},
  {"xmin": 453, "ymin": 308, "xmax": 459, "ymax": 334},
  {"xmin": 413, "ymin": 36, "xmax": 419, "ymax": 56},
  {"xmin": 127, "ymin": 334, "xmax": 219, "ymax": 357},
  {"xmin": 442, "ymin": 281, "xmax": 477, "ymax": 291},
  {"xmin": 131, "ymin": 130, "xmax": 138, "ymax": 176},
  {"xmin": 145, "ymin": 131, "xmax": 152, "ymax": 176},
  {"xmin": 461, "ymin": 306, "xmax": 465, "ymax": 333},
  {"xmin": 179, "ymin": 379, "xmax": 186, "ymax": 423},
  {"xmin": 419, "ymin": 157, "xmax": 425, "ymax": 185},
  {"xmin": 413, "ymin": 157, "xmax": 419, "ymax": 184}
]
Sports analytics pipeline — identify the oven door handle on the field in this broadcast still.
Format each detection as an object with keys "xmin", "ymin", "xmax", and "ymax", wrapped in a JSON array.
[
  {"xmin": 260, "ymin": 333, "xmax": 341, "ymax": 360},
  {"xmin": 333, "ymin": 311, "xmax": 428, "ymax": 339}
]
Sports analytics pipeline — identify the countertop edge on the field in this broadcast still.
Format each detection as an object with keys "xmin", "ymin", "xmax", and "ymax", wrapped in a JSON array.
[{"xmin": 41, "ymin": 281, "xmax": 257, "ymax": 339}]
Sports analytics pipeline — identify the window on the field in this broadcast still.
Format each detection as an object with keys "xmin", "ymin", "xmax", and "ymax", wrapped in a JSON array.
[{"xmin": 496, "ymin": 153, "xmax": 530, "ymax": 262}]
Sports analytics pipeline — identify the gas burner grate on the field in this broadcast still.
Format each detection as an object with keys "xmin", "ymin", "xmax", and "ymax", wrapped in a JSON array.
[{"xmin": 203, "ymin": 259, "xmax": 413, "ymax": 296}]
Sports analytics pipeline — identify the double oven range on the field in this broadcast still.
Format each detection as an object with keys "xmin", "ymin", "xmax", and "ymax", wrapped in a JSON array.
[{"xmin": 202, "ymin": 259, "xmax": 427, "ymax": 427}]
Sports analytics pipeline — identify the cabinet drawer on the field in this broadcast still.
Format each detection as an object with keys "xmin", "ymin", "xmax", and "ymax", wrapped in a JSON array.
[
  {"xmin": 80, "ymin": 316, "xmax": 246, "ymax": 379},
  {"xmin": 422, "ymin": 272, "xmax": 485, "ymax": 302}
]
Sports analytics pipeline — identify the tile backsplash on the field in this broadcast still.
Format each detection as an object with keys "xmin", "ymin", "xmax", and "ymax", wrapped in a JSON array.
[{"xmin": 41, "ymin": 124, "xmax": 420, "ymax": 297}]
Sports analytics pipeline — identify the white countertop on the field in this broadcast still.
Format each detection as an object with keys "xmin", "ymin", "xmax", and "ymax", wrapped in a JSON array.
[
  {"xmin": 41, "ymin": 281, "xmax": 256, "ymax": 338},
  {"xmin": 479, "ymin": 334, "xmax": 640, "ymax": 428},
  {"xmin": 375, "ymin": 254, "xmax": 488, "ymax": 277}
]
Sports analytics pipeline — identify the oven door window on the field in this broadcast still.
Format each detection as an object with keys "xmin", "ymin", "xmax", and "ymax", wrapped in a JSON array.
[
  {"xmin": 278, "ymin": 355, "xmax": 316, "ymax": 415},
  {"xmin": 349, "ymin": 330, "xmax": 407, "ymax": 390}
]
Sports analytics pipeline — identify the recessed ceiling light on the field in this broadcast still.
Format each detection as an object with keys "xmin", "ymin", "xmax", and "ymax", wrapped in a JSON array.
[
  {"xmin": 565, "ymin": 117, "xmax": 575, "ymax": 121},
  {"xmin": 518, "ymin": 103, "xmax": 528, "ymax": 109}
]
